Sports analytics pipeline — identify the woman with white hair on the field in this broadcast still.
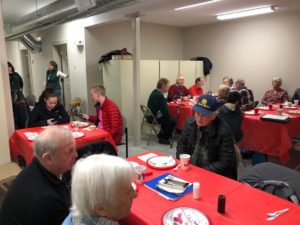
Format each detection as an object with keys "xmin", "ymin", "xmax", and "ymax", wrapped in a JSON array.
[
  {"xmin": 62, "ymin": 154, "xmax": 136, "ymax": 225},
  {"xmin": 261, "ymin": 77, "xmax": 289, "ymax": 105}
]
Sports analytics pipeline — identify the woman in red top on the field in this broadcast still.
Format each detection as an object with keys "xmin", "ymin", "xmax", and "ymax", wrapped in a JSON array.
[
  {"xmin": 189, "ymin": 77, "xmax": 204, "ymax": 96},
  {"xmin": 82, "ymin": 85, "xmax": 123, "ymax": 145}
]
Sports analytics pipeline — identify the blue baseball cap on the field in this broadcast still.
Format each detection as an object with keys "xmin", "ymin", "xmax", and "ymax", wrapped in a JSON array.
[{"xmin": 192, "ymin": 95, "xmax": 219, "ymax": 115}]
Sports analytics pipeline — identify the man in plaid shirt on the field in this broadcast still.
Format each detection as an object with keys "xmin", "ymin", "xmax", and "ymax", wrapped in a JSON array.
[
  {"xmin": 234, "ymin": 79, "xmax": 254, "ymax": 106},
  {"xmin": 261, "ymin": 77, "xmax": 289, "ymax": 105}
]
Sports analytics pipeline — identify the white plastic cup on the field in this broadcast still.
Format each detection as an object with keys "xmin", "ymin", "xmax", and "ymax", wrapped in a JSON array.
[
  {"xmin": 294, "ymin": 100, "xmax": 299, "ymax": 106},
  {"xmin": 180, "ymin": 154, "xmax": 190, "ymax": 170},
  {"xmin": 193, "ymin": 182, "xmax": 200, "ymax": 199},
  {"xmin": 135, "ymin": 165, "xmax": 147, "ymax": 184}
]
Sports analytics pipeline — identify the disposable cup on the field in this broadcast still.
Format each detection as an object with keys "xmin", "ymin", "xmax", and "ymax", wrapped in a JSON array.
[
  {"xmin": 135, "ymin": 165, "xmax": 147, "ymax": 184},
  {"xmin": 180, "ymin": 154, "xmax": 190, "ymax": 170}
]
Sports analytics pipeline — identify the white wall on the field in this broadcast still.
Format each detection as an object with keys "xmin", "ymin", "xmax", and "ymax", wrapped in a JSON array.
[
  {"xmin": 85, "ymin": 21, "xmax": 183, "ymax": 113},
  {"xmin": 6, "ymin": 20, "xmax": 88, "ymax": 111},
  {"xmin": 0, "ymin": 2, "xmax": 14, "ymax": 163},
  {"xmin": 183, "ymin": 11, "xmax": 300, "ymax": 101}
]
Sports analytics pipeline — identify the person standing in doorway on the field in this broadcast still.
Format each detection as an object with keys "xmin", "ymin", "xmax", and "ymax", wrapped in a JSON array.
[{"xmin": 45, "ymin": 60, "xmax": 67, "ymax": 97}]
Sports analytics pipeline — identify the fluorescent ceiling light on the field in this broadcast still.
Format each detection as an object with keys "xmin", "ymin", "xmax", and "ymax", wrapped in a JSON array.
[
  {"xmin": 175, "ymin": 0, "xmax": 221, "ymax": 11},
  {"xmin": 217, "ymin": 6, "xmax": 275, "ymax": 20}
]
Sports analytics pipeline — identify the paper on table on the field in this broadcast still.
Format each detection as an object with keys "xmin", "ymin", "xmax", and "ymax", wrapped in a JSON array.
[{"xmin": 138, "ymin": 153, "xmax": 158, "ymax": 162}]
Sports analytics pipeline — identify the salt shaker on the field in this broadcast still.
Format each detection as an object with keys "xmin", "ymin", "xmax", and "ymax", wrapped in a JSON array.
[
  {"xmin": 217, "ymin": 194, "xmax": 226, "ymax": 213},
  {"xmin": 193, "ymin": 182, "xmax": 200, "ymax": 199}
]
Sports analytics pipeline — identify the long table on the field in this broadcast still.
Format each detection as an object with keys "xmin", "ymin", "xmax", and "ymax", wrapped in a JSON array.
[
  {"xmin": 9, "ymin": 123, "xmax": 116, "ymax": 166},
  {"xmin": 168, "ymin": 102, "xmax": 300, "ymax": 162},
  {"xmin": 121, "ymin": 151, "xmax": 300, "ymax": 225}
]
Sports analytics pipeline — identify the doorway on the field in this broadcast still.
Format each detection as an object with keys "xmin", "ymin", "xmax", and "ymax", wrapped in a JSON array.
[
  {"xmin": 53, "ymin": 44, "xmax": 71, "ymax": 107},
  {"xmin": 20, "ymin": 49, "xmax": 32, "ymax": 97}
]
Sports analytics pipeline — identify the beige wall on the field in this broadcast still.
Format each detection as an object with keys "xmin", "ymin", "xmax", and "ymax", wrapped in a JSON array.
[
  {"xmin": 85, "ymin": 21, "xmax": 183, "ymax": 113},
  {"xmin": 0, "ymin": 2, "xmax": 14, "ymax": 163},
  {"xmin": 183, "ymin": 11, "xmax": 300, "ymax": 101}
]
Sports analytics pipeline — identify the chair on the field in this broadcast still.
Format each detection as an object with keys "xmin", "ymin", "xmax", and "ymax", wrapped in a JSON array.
[
  {"xmin": 292, "ymin": 134, "xmax": 300, "ymax": 170},
  {"xmin": 68, "ymin": 97, "xmax": 83, "ymax": 120},
  {"xmin": 140, "ymin": 104, "xmax": 161, "ymax": 145},
  {"xmin": 117, "ymin": 115, "xmax": 128, "ymax": 158},
  {"xmin": 0, "ymin": 162, "xmax": 22, "ymax": 192}
]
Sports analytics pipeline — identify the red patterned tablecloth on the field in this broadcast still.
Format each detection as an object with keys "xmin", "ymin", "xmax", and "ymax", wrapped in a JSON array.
[
  {"xmin": 9, "ymin": 123, "xmax": 116, "ymax": 165},
  {"xmin": 121, "ymin": 150, "xmax": 300, "ymax": 225}
]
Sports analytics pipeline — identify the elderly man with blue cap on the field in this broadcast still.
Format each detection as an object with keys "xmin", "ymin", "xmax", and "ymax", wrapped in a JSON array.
[{"xmin": 176, "ymin": 95, "xmax": 237, "ymax": 179}]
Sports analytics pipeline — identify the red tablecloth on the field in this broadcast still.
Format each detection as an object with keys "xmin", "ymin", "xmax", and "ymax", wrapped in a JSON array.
[
  {"xmin": 9, "ymin": 124, "xmax": 116, "ymax": 165},
  {"xmin": 168, "ymin": 103, "xmax": 300, "ymax": 163},
  {"xmin": 168, "ymin": 102, "xmax": 193, "ymax": 130},
  {"xmin": 240, "ymin": 107, "xmax": 300, "ymax": 163},
  {"xmin": 121, "ymin": 151, "xmax": 300, "ymax": 225}
]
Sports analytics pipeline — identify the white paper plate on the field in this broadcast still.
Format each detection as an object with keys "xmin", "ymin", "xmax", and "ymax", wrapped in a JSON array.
[
  {"xmin": 244, "ymin": 110, "xmax": 261, "ymax": 115},
  {"xmin": 72, "ymin": 121, "xmax": 89, "ymax": 128},
  {"xmin": 71, "ymin": 131, "xmax": 85, "ymax": 139},
  {"xmin": 163, "ymin": 207, "xmax": 209, "ymax": 225},
  {"xmin": 147, "ymin": 156, "xmax": 177, "ymax": 169}
]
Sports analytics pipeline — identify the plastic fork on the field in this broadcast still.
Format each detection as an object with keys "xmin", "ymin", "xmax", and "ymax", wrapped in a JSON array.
[
  {"xmin": 173, "ymin": 164, "xmax": 181, "ymax": 171},
  {"xmin": 266, "ymin": 208, "xmax": 289, "ymax": 221}
]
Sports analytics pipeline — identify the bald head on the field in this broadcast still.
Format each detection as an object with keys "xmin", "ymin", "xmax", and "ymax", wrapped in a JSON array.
[
  {"xmin": 176, "ymin": 74, "xmax": 185, "ymax": 86},
  {"xmin": 34, "ymin": 126, "xmax": 75, "ymax": 158}
]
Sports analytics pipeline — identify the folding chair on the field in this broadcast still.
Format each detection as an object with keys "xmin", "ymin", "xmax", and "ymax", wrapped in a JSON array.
[{"xmin": 140, "ymin": 104, "xmax": 161, "ymax": 145}]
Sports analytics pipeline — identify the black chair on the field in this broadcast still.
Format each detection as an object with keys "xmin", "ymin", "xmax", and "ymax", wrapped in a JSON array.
[
  {"xmin": 239, "ymin": 162, "xmax": 300, "ymax": 204},
  {"xmin": 117, "ymin": 115, "xmax": 128, "ymax": 158}
]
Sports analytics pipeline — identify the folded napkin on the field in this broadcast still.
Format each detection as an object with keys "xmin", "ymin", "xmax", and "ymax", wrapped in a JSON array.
[{"xmin": 24, "ymin": 132, "xmax": 39, "ymax": 140}]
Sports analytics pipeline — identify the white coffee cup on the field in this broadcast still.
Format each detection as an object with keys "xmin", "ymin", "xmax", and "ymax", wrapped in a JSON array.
[
  {"xmin": 179, "ymin": 154, "xmax": 191, "ymax": 170},
  {"xmin": 135, "ymin": 165, "xmax": 147, "ymax": 184},
  {"xmin": 294, "ymin": 99, "xmax": 299, "ymax": 106}
]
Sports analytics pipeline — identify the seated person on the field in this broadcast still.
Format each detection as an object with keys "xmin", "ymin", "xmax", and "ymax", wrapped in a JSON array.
[
  {"xmin": 62, "ymin": 154, "xmax": 136, "ymax": 225},
  {"xmin": 216, "ymin": 84, "xmax": 230, "ymax": 107},
  {"xmin": 234, "ymin": 79, "xmax": 254, "ymax": 107},
  {"xmin": 222, "ymin": 76, "xmax": 234, "ymax": 89},
  {"xmin": 0, "ymin": 127, "xmax": 77, "ymax": 225},
  {"xmin": 147, "ymin": 78, "xmax": 176, "ymax": 144},
  {"xmin": 292, "ymin": 88, "xmax": 300, "ymax": 102},
  {"xmin": 189, "ymin": 77, "xmax": 204, "ymax": 96},
  {"xmin": 28, "ymin": 88, "xmax": 70, "ymax": 127},
  {"xmin": 176, "ymin": 95, "xmax": 237, "ymax": 179},
  {"xmin": 261, "ymin": 77, "xmax": 289, "ymax": 105},
  {"xmin": 82, "ymin": 84, "xmax": 122, "ymax": 145},
  {"xmin": 167, "ymin": 74, "xmax": 191, "ymax": 101},
  {"xmin": 218, "ymin": 91, "xmax": 243, "ymax": 143}
]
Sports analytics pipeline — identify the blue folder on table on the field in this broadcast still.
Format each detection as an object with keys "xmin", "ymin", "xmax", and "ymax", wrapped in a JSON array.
[{"xmin": 144, "ymin": 173, "xmax": 193, "ymax": 201}]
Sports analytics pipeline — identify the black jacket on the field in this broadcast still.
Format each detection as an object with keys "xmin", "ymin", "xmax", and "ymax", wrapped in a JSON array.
[
  {"xmin": 0, "ymin": 158, "xmax": 71, "ymax": 225},
  {"xmin": 218, "ymin": 104, "xmax": 243, "ymax": 143},
  {"xmin": 28, "ymin": 101, "xmax": 70, "ymax": 127},
  {"xmin": 176, "ymin": 116, "xmax": 237, "ymax": 179}
]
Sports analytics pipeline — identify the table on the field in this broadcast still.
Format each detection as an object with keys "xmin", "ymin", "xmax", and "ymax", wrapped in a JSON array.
[
  {"xmin": 240, "ymin": 107, "xmax": 300, "ymax": 163},
  {"xmin": 168, "ymin": 102, "xmax": 300, "ymax": 163},
  {"xmin": 121, "ymin": 151, "xmax": 300, "ymax": 225},
  {"xmin": 168, "ymin": 101, "xmax": 193, "ymax": 130},
  {"xmin": 9, "ymin": 123, "xmax": 116, "ymax": 166}
]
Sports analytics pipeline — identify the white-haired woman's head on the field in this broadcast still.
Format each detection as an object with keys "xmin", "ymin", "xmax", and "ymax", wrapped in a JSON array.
[{"xmin": 71, "ymin": 154, "xmax": 136, "ymax": 221}]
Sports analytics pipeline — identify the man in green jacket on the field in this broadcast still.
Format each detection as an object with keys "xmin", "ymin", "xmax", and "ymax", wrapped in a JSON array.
[{"xmin": 147, "ymin": 78, "xmax": 176, "ymax": 144}]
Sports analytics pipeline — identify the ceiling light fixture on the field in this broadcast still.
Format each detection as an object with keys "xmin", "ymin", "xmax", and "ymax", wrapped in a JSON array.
[
  {"xmin": 175, "ymin": 0, "xmax": 221, "ymax": 11},
  {"xmin": 217, "ymin": 6, "xmax": 275, "ymax": 20}
]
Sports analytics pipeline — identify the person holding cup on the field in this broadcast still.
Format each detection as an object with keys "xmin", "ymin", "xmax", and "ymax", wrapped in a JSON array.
[{"xmin": 176, "ymin": 95, "xmax": 237, "ymax": 179}]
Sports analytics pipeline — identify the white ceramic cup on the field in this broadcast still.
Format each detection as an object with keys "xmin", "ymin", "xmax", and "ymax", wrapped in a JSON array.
[
  {"xmin": 294, "ymin": 99, "xmax": 299, "ymax": 106},
  {"xmin": 179, "ymin": 154, "xmax": 191, "ymax": 170},
  {"xmin": 135, "ymin": 165, "xmax": 147, "ymax": 184}
]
